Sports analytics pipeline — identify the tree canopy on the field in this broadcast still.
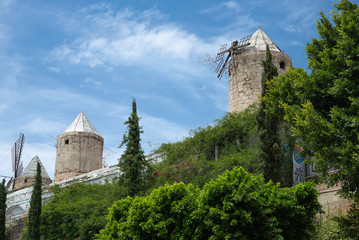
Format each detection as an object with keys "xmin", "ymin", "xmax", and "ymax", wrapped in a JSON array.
[
  {"xmin": 40, "ymin": 182, "xmax": 121, "ymax": 240},
  {"xmin": 96, "ymin": 167, "xmax": 321, "ymax": 240},
  {"xmin": 264, "ymin": 0, "xmax": 359, "ymax": 202}
]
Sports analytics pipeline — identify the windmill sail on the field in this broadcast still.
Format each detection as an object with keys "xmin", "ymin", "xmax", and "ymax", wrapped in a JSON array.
[
  {"xmin": 11, "ymin": 133, "xmax": 25, "ymax": 189},
  {"xmin": 215, "ymin": 35, "xmax": 251, "ymax": 79}
]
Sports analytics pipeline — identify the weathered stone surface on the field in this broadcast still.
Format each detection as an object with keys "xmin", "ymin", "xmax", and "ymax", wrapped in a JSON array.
[
  {"xmin": 316, "ymin": 182, "xmax": 351, "ymax": 217},
  {"xmin": 229, "ymin": 50, "xmax": 292, "ymax": 113},
  {"xmin": 13, "ymin": 156, "xmax": 52, "ymax": 191},
  {"xmin": 55, "ymin": 131, "xmax": 104, "ymax": 182},
  {"xmin": 6, "ymin": 218, "xmax": 25, "ymax": 240}
]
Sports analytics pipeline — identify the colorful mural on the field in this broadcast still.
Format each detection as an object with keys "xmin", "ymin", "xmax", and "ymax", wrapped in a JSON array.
[{"xmin": 293, "ymin": 146, "xmax": 305, "ymax": 185}]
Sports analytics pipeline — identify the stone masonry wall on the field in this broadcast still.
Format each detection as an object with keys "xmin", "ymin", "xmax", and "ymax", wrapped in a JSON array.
[
  {"xmin": 229, "ymin": 50, "xmax": 292, "ymax": 113},
  {"xmin": 14, "ymin": 176, "xmax": 52, "ymax": 191},
  {"xmin": 55, "ymin": 132, "xmax": 104, "ymax": 182},
  {"xmin": 316, "ymin": 182, "xmax": 351, "ymax": 217},
  {"xmin": 6, "ymin": 218, "xmax": 25, "ymax": 240}
]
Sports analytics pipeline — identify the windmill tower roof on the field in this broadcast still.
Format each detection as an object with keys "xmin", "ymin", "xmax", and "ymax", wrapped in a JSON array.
[
  {"xmin": 63, "ymin": 112, "xmax": 99, "ymax": 135},
  {"xmin": 19, "ymin": 156, "xmax": 51, "ymax": 179},
  {"xmin": 246, "ymin": 27, "xmax": 281, "ymax": 52}
]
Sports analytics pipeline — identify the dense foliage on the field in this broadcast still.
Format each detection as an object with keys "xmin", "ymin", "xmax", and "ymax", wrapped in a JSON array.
[
  {"xmin": 151, "ymin": 104, "xmax": 293, "ymax": 190},
  {"xmin": 40, "ymin": 181, "xmax": 121, "ymax": 240},
  {"xmin": 24, "ymin": 163, "xmax": 42, "ymax": 240},
  {"xmin": 0, "ymin": 179, "xmax": 6, "ymax": 240},
  {"xmin": 263, "ymin": 0, "xmax": 359, "ymax": 237},
  {"xmin": 119, "ymin": 98, "xmax": 148, "ymax": 196},
  {"xmin": 154, "ymin": 106, "xmax": 258, "ymax": 165},
  {"xmin": 256, "ymin": 45, "xmax": 282, "ymax": 184},
  {"xmin": 149, "ymin": 106, "xmax": 262, "ymax": 189},
  {"xmin": 96, "ymin": 167, "xmax": 321, "ymax": 240},
  {"xmin": 264, "ymin": 0, "xmax": 359, "ymax": 203}
]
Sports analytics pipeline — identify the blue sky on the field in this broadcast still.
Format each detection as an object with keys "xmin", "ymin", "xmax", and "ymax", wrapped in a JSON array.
[{"xmin": 0, "ymin": 0, "xmax": 344, "ymax": 180}]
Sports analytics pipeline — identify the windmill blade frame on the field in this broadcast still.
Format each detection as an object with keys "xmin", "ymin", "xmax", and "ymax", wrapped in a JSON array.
[
  {"xmin": 215, "ymin": 34, "xmax": 252, "ymax": 80},
  {"xmin": 11, "ymin": 132, "xmax": 25, "ymax": 188}
]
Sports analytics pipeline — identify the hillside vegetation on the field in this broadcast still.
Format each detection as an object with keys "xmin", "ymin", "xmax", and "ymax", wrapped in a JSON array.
[
  {"xmin": 39, "ymin": 105, "xmax": 297, "ymax": 239},
  {"xmin": 96, "ymin": 168, "xmax": 320, "ymax": 240}
]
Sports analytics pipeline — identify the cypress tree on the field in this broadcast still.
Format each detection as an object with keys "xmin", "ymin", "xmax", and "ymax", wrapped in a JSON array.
[
  {"xmin": 26, "ymin": 162, "xmax": 42, "ymax": 240},
  {"xmin": 0, "ymin": 179, "xmax": 6, "ymax": 240},
  {"xmin": 256, "ymin": 45, "xmax": 283, "ymax": 184},
  {"xmin": 119, "ymin": 98, "xmax": 147, "ymax": 196}
]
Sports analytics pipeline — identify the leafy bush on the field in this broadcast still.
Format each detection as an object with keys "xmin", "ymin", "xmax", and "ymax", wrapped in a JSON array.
[
  {"xmin": 40, "ymin": 181, "xmax": 121, "ymax": 240},
  {"xmin": 96, "ymin": 182, "xmax": 199, "ymax": 240},
  {"xmin": 96, "ymin": 167, "xmax": 321, "ymax": 240}
]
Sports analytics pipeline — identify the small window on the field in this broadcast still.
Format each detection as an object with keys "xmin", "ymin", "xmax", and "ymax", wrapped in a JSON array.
[
  {"xmin": 280, "ymin": 61, "xmax": 285, "ymax": 69},
  {"xmin": 24, "ymin": 179, "xmax": 27, "ymax": 183},
  {"xmin": 65, "ymin": 139, "xmax": 69, "ymax": 144}
]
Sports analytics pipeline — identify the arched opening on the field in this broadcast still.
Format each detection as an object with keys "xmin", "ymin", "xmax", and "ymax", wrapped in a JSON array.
[{"xmin": 6, "ymin": 206, "xmax": 25, "ymax": 219}]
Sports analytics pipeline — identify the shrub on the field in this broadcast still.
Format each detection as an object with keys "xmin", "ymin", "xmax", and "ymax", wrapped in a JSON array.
[
  {"xmin": 96, "ymin": 182, "xmax": 199, "ymax": 240},
  {"xmin": 40, "ymin": 181, "xmax": 120, "ymax": 240},
  {"xmin": 96, "ymin": 167, "xmax": 321, "ymax": 240}
]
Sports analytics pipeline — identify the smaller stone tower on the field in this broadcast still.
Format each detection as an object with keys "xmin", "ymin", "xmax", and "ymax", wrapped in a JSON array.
[
  {"xmin": 13, "ymin": 156, "xmax": 52, "ymax": 190},
  {"xmin": 229, "ymin": 27, "xmax": 292, "ymax": 112},
  {"xmin": 54, "ymin": 112, "xmax": 104, "ymax": 182}
]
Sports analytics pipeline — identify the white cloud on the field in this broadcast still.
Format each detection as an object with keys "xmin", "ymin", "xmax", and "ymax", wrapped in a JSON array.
[
  {"xmin": 222, "ymin": 1, "xmax": 241, "ymax": 12},
  {"xmin": 48, "ymin": 66, "xmax": 60, "ymax": 72},
  {"xmin": 48, "ymin": 5, "xmax": 228, "ymax": 107},
  {"xmin": 51, "ymin": 7, "xmax": 213, "ymax": 70},
  {"xmin": 279, "ymin": 0, "xmax": 323, "ymax": 34},
  {"xmin": 200, "ymin": 0, "xmax": 241, "ymax": 14},
  {"xmin": 290, "ymin": 40, "xmax": 303, "ymax": 46},
  {"xmin": 23, "ymin": 118, "xmax": 66, "ymax": 136},
  {"xmin": 84, "ymin": 78, "xmax": 103, "ymax": 86}
]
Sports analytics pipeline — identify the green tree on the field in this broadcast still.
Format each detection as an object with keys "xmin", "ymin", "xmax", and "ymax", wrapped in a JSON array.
[
  {"xmin": 264, "ymin": 1, "xmax": 359, "ymax": 237},
  {"xmin": 119, "ymin": 98, "xmax": 148, "ymax": 196},
  {"xmin": 256, "ymin": 45, "xmax": 282, "ymax": 184},
  {"xmin": 96, "ymin": 167, "xmax": 321, "ymax": 240},
  {"xmin": 0, "ymin": 179, "xmax": 6, "ymax": 240},
  {"xmin": 264, "ymin": 0, "xmax": 359, "ymax": 202},
  {"xmin": 40, "ymin": 181, "xmax": 121, "ymax": 240},
  {"xmin": 25, "ymin": 162, "xmax": 42, "ymax": 240},
  {"xmin": 96, "ymin": 182, "xmax": 199, "ymax": 240},
  {"xmin": 193, "ymin": 168, "xmax": 320, "ymax": 240}
]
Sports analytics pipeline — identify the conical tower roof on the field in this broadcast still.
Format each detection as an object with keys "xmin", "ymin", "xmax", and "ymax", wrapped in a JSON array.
[
  {"xmin": 19, "ymin": 156, "xmax": 51, "ymax": 180},
  {"xmin": 63, "ymin": 112, "xmax": 99, "ymax": 135},
  {"xmin": 246, "ymin": 27, "xmax": 281, "ymax": 52}
]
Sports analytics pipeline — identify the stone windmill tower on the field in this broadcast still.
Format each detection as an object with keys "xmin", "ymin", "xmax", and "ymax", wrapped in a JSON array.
[
  {"xmin": 54, "ymin": 112, "xmax": 104, "ymax": 182},
  {"xmin": 216, "ymin": 27, "xmax": 292, "ymax": 112},
  {"xmin": 13, "ymin": 156, "xmax": 52, "ymax": 190}
]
